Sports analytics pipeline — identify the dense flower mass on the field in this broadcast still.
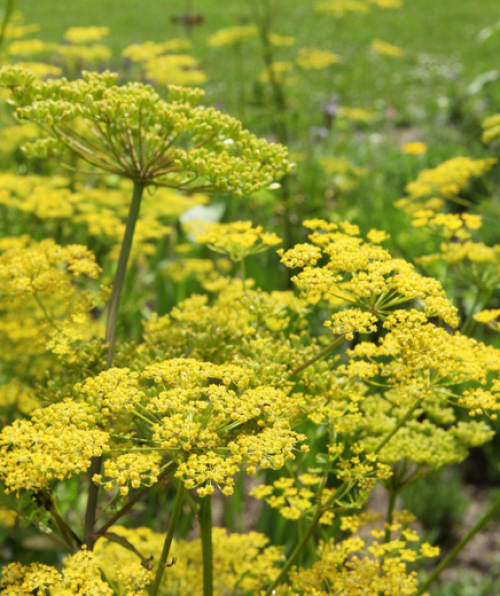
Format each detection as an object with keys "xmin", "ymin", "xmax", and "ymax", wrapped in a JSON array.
[
  {"xmin": 76, "ymin": 359, "xmax": 308, "ymax": 496},
  {"xmin": 0, "ymin": 4, "xmax": 499, "ymax": 595}
]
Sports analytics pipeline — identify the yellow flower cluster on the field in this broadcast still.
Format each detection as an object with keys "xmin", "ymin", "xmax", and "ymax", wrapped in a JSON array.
[
  {"xmin": 411, "ymin": 211, "xmax": 482, "ymax": 235},
  {"xmin": 207, "ymin": 25, "xmax": 259, "ymax": 47},
  {"xmin": 297, "ymin": 48, "xmax": 340, "ymax": 69},
  {"xmin": 279, "ymin": 220, "xmax": 459, "ymax": 327},
  {"xmin": 474, "ymin": 309, "xmax": 500, "ymax": 331},
  {"xmin": 94, "ymin": 452, "xmax": 161, "ymax": 496},
  {"xmin": 320, "ymin": 156, "xmax": 369, "ymax": 179},
  {"xmin": 63, "ymin": 26, "xmax": 110, "ymax": 43},
  {"xmin": 277, "ymin": 511, "xmax": 436, "ymax": 596},
  {"xmin": 94, "ymin": 525, "xmax": 282, "ymax": 595},
  {"xmin": 195, "ymin": 221, "xmax": 282, "ymax": 261},
  {"xmin": 316, "ymin": 0, "xmax": 401, "ymax": 16},
  {"xmin": 77, "ymin": 359, "xmax": 307, "ymax": 496},
  {"xmin": 358, "ymin": 394, "xmax": 494, "ymax": 473},
  {"xmin": 122, "ymin": 39, "xmax": 206, "ymax": 87},
  {"xmin": 482, "ymin": 112, "xmax": 500, "ymax": 144},
  {"xmin": 0, "ymin": 173, "xmax": 209, "ymax": 259},
  {"xmin": 0, "ymin": 399, "xmax": 108, "ymax": 493},
  {"xmin": 1, "ymin": 68, "xmax": 293, "ymax": 194},
  {"xmin": 326, "ymin": 308, "xmax": 378, "ymax": 339},
  {"xmin": 346, "ymin": 309, "xmax": 500, "ymax": 415},
  {"xmin": 142, "ymin": 279, "xmax": 313, "ymax": 371},
  {"xmin": 398, "ymin": 156, "xmax": 497, "ymax": 214},
  {"xmin": 57, "ymin": 44, "xmax": 112, "ymax": 65},
  {"xmin": 339, "ymin": 107, "xmax": 377, "ymax": 123},
  {"xmin": 6, "ymin": 39, "xmax": 55, "ymax": 56},
  {"xmin": 163, "ymin": 257, "xmax": 215, "ymax": 283},
  {"xmin": 122, "ymin": 39, "xmax": 192, "ymax": 62},
  {"xmin": 251, "ymin": 476, "xmax": 322, "ymax": 521},
  {"xmin": 1, "ymin": 550, "xmax": 113, "ymax": 595},
  {"xmin": 0, "ymin": 238, "xmax": 103, "ymax": 358},
  {"xmin": 0, "ymin": 238, "xmax": 101, "ymax": 298},
  {"xmin": 269, "ymin": 32, "xmax": 296, "ymax": 46}
]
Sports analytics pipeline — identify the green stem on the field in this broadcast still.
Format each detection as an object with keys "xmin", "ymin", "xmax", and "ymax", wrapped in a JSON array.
[
  {"xmin": 150, "ymin": 483, "xmax": 185, "ymax": 596},
  {"xmin": 240, "ymin": 258, "xmax": 246, "ymax": 285},
  {"xmin": 461, "ymin": 290, "xmax": 482, "ymax": 336},
  {"xmin": 199, "ymin": 494, "xmax": 213, "ymax": 596},
  {"xmin": 34, "ymin": 293, "xmax": 62, "ymax": 332},
  {"xmin": 290, "ymin": 336, "xmax": 345, "ymax": 377},
  {"xmin": 0, "ymin": 0, "xmax": 15, "ymax": 53},
  {"xmin": 95, "ymin": 464, "xmax": 174, "ymax": 537},
  {"xmin": 416, "ymin": 491, "xmax": 500, "ymax": 595},
  {"xmin": 83, "ymin": 456, "xmax": 103, "ymax": 549},
  {"xmin": 83, "ymin": 181, "xmax": 145, "ymax": 549},
  {"xmin": 384, "ymin": 488, "xmax": 397, "ymax": 544},
  {"xmin": 105, "ymin": 181, "xmax": 145, "ymax": 368},
  {"xmin": 263, "ymin": 481, "xmax": 348, "ymax": 596},
  {"xmin": 374, "ymin": 398, "xmax": 423, "ymax": 455}
]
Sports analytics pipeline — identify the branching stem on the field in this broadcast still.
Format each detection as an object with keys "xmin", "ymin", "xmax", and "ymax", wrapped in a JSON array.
[{"xmin": 149, "ymin": 483, "xmax": 185, "ymax": 596}]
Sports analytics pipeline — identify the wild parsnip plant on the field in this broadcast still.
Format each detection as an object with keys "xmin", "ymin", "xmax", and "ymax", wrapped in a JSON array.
[{"xmin": 1, "ymin": 3, "xmax": 500, "ymax": 596}]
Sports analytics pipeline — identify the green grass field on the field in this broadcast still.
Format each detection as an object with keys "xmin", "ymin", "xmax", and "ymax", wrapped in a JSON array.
[{"xmin": 17, "ymin": 0, "xmax": 500, "ymax": 116}]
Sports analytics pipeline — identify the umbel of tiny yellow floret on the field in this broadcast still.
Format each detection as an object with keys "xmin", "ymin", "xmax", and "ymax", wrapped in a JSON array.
[
  {"xmin": 0, "ymin": 66, "xmax": 293, "ymax": 195},
  {"xmin": 194, "ymin": 221, "xmax": 282, "ymax": 261}
]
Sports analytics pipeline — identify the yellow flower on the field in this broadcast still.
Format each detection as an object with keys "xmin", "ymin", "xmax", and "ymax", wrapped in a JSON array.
[
  {"xmin": 7, "ymin": 39, "xmax": 56, "ymax": 56},
  {"xmin": 339, "ymin": 107, "xmax": 377, "ymax": 123},
  {"xmin": 402, "ymin": 141, "xmax": 428, "ymax": 155},
  {"xmin": 63, "ymin": 26, "xmax": 110, "ymax": 44},
  {"xmin": 207, "ymin": 26, "xmax": 258, "ymax": 47},
  {"xmin": 269, "ymin": 32, "xmax": 296, "ymax": 46},
  {"xmin": 482, "ymin": 112, "xmax": 500, "ymax": 143},
  {"xmin": 325, "ymin": 308, "xmax": 378, "ymax": 340},
  {"xmin": 400, "ymin": 156, "xmax": 497, "ymax": 214},
  {"xmin": 316, "ymin": 0, "xmax": 372, "ymax": 16},
  {"xmin": 297, "ymin": 48, "xmax": 340, "ymax": 69},
  {"xmin": 371, "ymin": 39, "xmax": 406, "ymax": 57},
  {"xmin": 194, "ymin": 221, "xmax": 282, "ymax": 261},
  {"xmin": 367, "ymin": 229, "xmax": 390, "ymax": 243},
  {"xmin": 15, "ymin": 62, "xmax": 62, "ymax": 78}
]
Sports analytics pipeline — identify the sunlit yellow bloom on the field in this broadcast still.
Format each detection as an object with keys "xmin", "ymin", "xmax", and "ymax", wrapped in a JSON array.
[
  {"xmin": 316, "ymin": 0, "xmax": 371, "ymax": 16},
  {"xmin": 371, "ymin": 39, "xmax": 406, "ymax": 57},
  {"xmin": 195, "ymin": 221, "xmax": 282, "ymax": 261},
  {"xmin": 402, "ymin": 141, "xmax": 427, "ymax": 155},
  {"xmin": 7, "ymin": 39, "xmax": 55, "ymax": 56},
  {"xmin": 207, "ymin": 25, "xmax": 258, "ymax": 47},
  {"xmin": 297, "ymin": 48, "xmax": 340, "ymax": 69},
  {"xmin": 63, "ymin": 26, "xmax": 110, "ymax": 44},
  {"xmin": 339, "ymin": 107, "xmax": 377, "ymax": 123},
  {"xmin": 269, "ymin": 32, "xmax": 296, "ymax": 46},
  {"xmin": 15, "ymin": 61, "xmax": 62, "ymax": 78},
  {"xmin": 367, "ymin": 229, "xmax": 390, "ymax": 243},
  {"xmin": 56, "ymin": 43, "xmax": 112, "ymax": 62}
]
